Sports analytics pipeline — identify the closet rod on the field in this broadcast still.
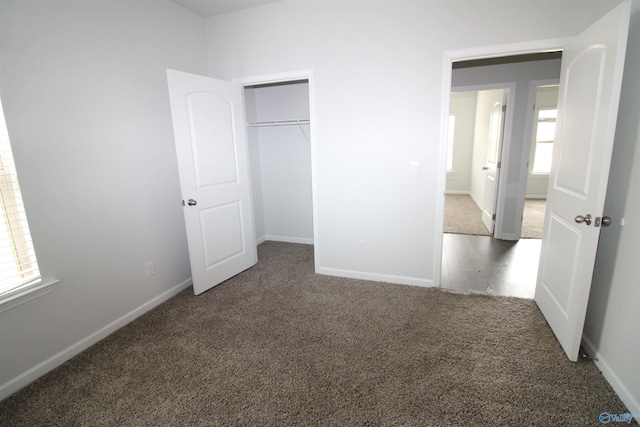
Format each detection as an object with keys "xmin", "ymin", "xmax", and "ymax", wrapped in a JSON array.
[{"xmin": 247, "ymin": 119, "xmax": 310, "ymax": 127}]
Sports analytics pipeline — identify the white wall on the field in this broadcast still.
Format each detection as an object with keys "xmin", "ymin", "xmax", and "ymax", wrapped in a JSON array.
[
  {"xmin": 446, "ymin": 91, "xmax": 476, "ymax": 194},
  {"xmin": 245, "ymin": 82, "xmax": 313, "ymax": 244},
  {"xmin": 583, "ymin": 1, "xmax": 640, "ymax": 416},
  {"xmin": 205, "ymin": 1, "xmax": 612, "ymax": 285},
  {"xmin": 0, "ymin": 0, "xmax": 206, "ymax": 399},
  {"xmin": 452, "ymin": 58, "xmax": 561, "ymax": 237}
]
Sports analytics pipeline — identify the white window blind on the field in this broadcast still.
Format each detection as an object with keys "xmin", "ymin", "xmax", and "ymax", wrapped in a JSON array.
[{"xmin": 0, "ymin": 100, "xmax": 41, "ymax": 299}]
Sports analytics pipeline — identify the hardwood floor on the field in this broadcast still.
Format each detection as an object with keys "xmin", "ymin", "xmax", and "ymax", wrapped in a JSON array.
[{"xmin": 441, "ymin": 234, "xmax": 541, "ymax": 299}]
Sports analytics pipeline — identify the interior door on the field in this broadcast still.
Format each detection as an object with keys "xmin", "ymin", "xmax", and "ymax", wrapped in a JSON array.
[
  {"xmin": 481, "ymin": 91, "xmax": 506, "ymax": 234},
  {"xmin": 534, "ymin": 1, "xmax": 630, "ymax": 361},
  {"xmin": 166, "ymin": 69, "xmax": 257, "ymax": 295}
]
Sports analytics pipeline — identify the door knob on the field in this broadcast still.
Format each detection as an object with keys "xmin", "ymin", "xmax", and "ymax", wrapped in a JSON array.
[
  {"xmin": 482, "ymin": 166, "xmax": 489, "ymax": 170},
  {"xmin": 187, "ymin": 199, "xmax": 197, "ymax": 206},
  {"xmin": 574, "ymin": 214, "xmax": 592, "ymax": 225},
  {"xmin": 601, "ymin": 216, "xmax": 612, "ymax": 227}
]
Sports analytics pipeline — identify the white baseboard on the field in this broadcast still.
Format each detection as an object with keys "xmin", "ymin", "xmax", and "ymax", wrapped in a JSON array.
[
  {"xmin": 316, "ymin": 266, "xmax": 433, "ymax": 288},
  {"xmin": 265, "ymin": 235, "xmax": 314, "ymax": 245},
  {"xmin": 525, "ymin": 195, "xmax": 547, "ymax": 200},
  {"xmin": 256, "ymin": 235, "xmax": 267, "ymax": 245},
  {"xmin": 0, "ymin": 278, "xmax": 192, "ymax": 401},
  {"xmin": 582, "ymin": 334, "xmax": 640, "ymax": 423},
  {"xmin": 445, "ymin": 190, "xmax": 470, "ymax": 195},
  {"xmin": 469, "ymin": 193, "xmax": 483, "ymax": 211}
]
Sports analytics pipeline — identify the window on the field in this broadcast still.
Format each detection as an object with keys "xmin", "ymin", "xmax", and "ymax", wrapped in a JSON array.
[
  {"xmin": 0, "ymin": 100, "xmax": 41, "ymax": 302},
  {"xmin": 447, "ymin": 115, "xmax": 455, "ymax": 172},
  {"xmin": 531, "ymin": 108, "xmax": 557, "ymax": 174}
]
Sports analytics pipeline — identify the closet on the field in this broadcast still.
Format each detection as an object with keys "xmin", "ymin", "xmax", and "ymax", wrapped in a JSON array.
[{"xmin": 244, "ymin": 80, "xmax": 313, "ymax": 245}]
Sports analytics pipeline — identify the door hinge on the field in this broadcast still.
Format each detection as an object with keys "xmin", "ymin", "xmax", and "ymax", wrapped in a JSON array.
[
  {"xmin": 182, "ymin": 200, "xmax": 185, "ymax": 206},
  {"xmin": 492, "ymin": 214, "xmax": 496, "ymax": 220},
  {"xmin": 497, "ymin": 161, "xmax": 501, "ymax": 168},
  {"xmin": 502, "ymin": 105, "xmax": 507, "ymax": 113}
]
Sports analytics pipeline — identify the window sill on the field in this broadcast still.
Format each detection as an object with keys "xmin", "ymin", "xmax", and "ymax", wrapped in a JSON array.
[{"xmin": 0, "ymin": 279, "xmax": 60, "ymax": 313}]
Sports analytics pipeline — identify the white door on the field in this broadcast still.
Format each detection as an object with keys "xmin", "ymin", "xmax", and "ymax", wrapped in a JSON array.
[
  {"xmin": 481, "ymin": 91, "xmax": 506, "ymax": 234},
  {"xmin": 166, "ymin": 69, "xmax": 257, "ymax": 295},
  {"xmin": 534, "ymin": 2, "xmax": 630, "ymax": 361}
]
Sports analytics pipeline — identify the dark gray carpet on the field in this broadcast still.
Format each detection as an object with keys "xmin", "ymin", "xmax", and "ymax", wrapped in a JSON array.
[{"xmin": 0, "ymin": 242, "xmax": 632, "ymax": 426}]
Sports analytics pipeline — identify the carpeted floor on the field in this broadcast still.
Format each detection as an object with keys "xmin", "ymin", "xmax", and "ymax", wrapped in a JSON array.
[
  {"xmin": 522, "ymin": 198, "xmax": 546, "ymax": 239},
  {"xmin": 445, "ymin": 194, "xmax": 545, "ymax": 239},
  {"xmin": 0, "ymin": 242, "xmax": 632, "ymax": 426},
  {"xmin": 444, "ymin": 194, "xmax": 490, "ymax": 236}
]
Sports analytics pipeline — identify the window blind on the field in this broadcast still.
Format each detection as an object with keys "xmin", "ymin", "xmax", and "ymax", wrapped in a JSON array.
[{"xmin": 0, "ymin": 101, "xmax": 41, "ymax": 298}]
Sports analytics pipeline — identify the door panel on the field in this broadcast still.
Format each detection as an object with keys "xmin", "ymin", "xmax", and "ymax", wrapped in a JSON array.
[
  {"xmin": 200, "ymin": 202, "xmax": 245, "ymax": 268},
  {"xmin": 554, "ymin": 47, "xmax": 606, "ymax": 196},
  {"xmin": 187, "ymin": 93, "xmax": 239, "ymax": 187},
  {"xmin": 167, "ymin": 69, "xmax": 257, "ymax": 295},
  {"xmin": 534, "ymin": 2, "xmax": 630, "ymax": 361}
]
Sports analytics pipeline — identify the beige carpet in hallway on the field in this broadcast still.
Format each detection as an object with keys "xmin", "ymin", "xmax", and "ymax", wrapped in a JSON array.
[
  {"xmin": 445, "ymin": 194, "xmax": 545, "ymax": 239},
  {"xmin": 444, "ymin": 194, "xmax": 490, "ymax": 236}
]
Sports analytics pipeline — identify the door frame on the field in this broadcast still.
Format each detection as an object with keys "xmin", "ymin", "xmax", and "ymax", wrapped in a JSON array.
[
  {"xmin": 435, "ymin": 39, "xmax": 570, "ymax": 287},
  {"xmin": 449, "ymin": 82, "xmax": 515, "ymax": 238},
  {"xmin": 519, "ymin": 78, "xmax": 560, "ymax": 224},
  {"xmin": 233, "ymin": 70, "xmax": 319, "ymax": 271}
]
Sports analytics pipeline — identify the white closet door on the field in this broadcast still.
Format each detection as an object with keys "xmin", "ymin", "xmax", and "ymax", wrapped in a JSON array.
[{"xmin": 167, "ymin": 69, "xmax": 257, "ymax": 295}]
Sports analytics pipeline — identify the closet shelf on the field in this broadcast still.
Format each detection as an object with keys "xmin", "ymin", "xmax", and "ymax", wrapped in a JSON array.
[{"xmin": 247, "ymin": 119, "xmax": 310, "ymax": 127}]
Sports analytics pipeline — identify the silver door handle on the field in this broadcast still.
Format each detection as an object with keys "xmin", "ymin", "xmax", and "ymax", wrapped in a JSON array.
[
  {"xmin": 187, "ymin": 199, "xmax": 197, "ymax": 206},
  {"xmin": 575, "ymin": 214, "xmax": 592, "ymax": 225},
  {"xmin": 601, "ymin": 216, "xmax": 612, "ymax": 227}
]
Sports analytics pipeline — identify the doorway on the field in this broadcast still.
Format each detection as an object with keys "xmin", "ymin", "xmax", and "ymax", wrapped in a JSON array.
[
  {"xmin": 235, "ymin": 71, "xmax": 318, "ymax": 270},
  {"xmin": 445, "ymin": 87, "xmax": 508, "ymax": 237},
  {"xmin": 440, "ymin": 52, "xmax": 562, "ymax": 298}
]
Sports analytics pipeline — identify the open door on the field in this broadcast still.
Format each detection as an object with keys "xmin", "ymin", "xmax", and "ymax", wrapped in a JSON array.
[
  {"xmin": 167, "ymin": 69, "xmax": 257, "ymax": 295},
  {"xmin": 534, "ymin": 1, "xmax": 630, "ymax": 361},
  {"xmin": 481, "ymin": 91, "xmax": 506, "ymax": 234}
]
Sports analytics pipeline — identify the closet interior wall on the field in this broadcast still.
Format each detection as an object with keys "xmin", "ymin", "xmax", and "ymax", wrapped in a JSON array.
[{"xmin": 244, "ymin": 81, "xmax": 313, "ymax": 245}]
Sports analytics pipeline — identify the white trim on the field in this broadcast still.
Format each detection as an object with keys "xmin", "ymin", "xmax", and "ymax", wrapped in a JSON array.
[
  {"xmin": 493, "ymin": 83, "xmax": 517, "ymax": 240},
  {"xmin": 436, "ymin": 38, "xmax": 571, "ymax": 287},
  {"xmin": 233, "ymin": 70, "xmax": 320, "ymax": 273},
  {"xmin": 452, "ymin": 82, "xmax": 517, "ymax": 93},
  {"xmin": 518, "ymin": 78, "xmax": 559, "ymax": 237},
  {"xmin": 0, "ymin": 279, "xmax": 60, "ymax": 313},
  {"xmin": 448, "ymin": 38, "xmax": 569, "ymax": 62},
  {"xmin": 265, "ymin": 235, "xmax": 314, "ymax": 245},
  {"xmin": 256, "ymin": 235, "xmax": 267, "ymax": 245},
  {"xmin": 469, "ymin": 192, "xmax": 484, "ymax": 212},
  {"xmin": 317, "ymin": 266, "xmax": 433, "ymax": 288},
  {"xmin": 582, "ymin": 334, "xmax": 640, "ymax": 422},
  {"xmin": 445, "ymin": 190, "xmax": 470, "ymax": 195},
  {"xmin": 0, "ymin": 277, "xmax": 192, "ymax": 401}
]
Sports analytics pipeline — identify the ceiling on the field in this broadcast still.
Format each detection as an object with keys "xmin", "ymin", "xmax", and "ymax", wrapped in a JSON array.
[{"xmin": 171, "ymin": 0, "xmax": 282, "ymax": 17}]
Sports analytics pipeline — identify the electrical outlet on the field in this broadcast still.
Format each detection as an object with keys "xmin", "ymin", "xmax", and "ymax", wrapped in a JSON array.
[
  {"xmin": 145, "ymin": 261, "xmax": 156, "ymax": 277},
  {"xmin": 357, "ymin": 240, "xmax": 366, "ymax": 253}
]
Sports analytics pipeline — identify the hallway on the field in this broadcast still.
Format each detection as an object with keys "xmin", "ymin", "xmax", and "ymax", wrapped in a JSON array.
[{"xmin": 441, "ymin": 234, "xmax": 541, "ymax": 299}]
